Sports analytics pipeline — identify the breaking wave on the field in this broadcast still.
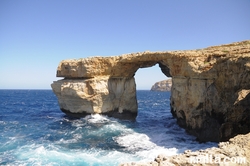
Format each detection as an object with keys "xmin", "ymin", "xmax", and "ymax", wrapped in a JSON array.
[{"xmin": 0, "ymin": 90, "xmax": 216, "ymax": 165}]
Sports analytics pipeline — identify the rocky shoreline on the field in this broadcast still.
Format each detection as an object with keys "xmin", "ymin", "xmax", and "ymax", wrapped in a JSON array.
[
  {"xmin": 120, "ymin": 132, "xmax": 250, "ymax": 166},
  {"xmin": 51, "ymin": 40, "xmax": 250, "ymax": 165}
]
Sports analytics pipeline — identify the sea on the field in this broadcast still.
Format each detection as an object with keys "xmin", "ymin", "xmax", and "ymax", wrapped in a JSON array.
[{"xmin": 0, "ymin": 90, "xmax": 216, "ymax": 166}]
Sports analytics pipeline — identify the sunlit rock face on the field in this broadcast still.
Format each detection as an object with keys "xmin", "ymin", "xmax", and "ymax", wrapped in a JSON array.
[
  {"xmin": 51, "ymin": 77, "xmax": 138, "ymax": 119},
  {"xmin": 151, "ymin": 79, "xmax": 172, "ymax": 91},
  {"xmin": 52, "ymin": 40, "xmax": 250, "ymax": 142}
]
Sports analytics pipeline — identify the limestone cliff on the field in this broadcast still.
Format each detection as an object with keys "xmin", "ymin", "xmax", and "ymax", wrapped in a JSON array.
[
  {"xmin": 51, "ymin": 77, "xmax": 138, "ymax": 119},
  {"xmin": 151, "ymin": 79, "xmax": 172, "ymax": 91},
  {"xmin": 51, "ymin": 40, "xmax": 250, "ymax": 142}
]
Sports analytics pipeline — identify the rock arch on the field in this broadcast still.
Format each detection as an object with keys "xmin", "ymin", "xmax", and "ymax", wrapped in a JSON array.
[
  {"xmin": 52, "ymin": 56, "xmax": 172, "ymax": 119},
  {"xmin": 51, "ymin": 40, "xmax": 250, "ymax": 142}
]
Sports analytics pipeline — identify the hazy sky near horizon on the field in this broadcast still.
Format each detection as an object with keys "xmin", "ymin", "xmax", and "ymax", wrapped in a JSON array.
[{"xmin": 0, "ymin": 0, "xmax": 249, "ymax": 89}]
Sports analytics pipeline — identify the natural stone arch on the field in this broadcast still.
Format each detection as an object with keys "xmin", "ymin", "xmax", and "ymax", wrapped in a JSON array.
[
  {"xmin": 53, "ymin": 58, "xmax": 172, "ymax": 119},
  {"xmin": 51, "ymin": 41, "xmax": 250, "ymax": 142},
  {"xmin": 134, "ymin": 63, "xmax": 171, "ymax": 91}
]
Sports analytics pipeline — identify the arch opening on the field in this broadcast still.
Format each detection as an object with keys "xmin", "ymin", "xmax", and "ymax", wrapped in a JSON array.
[
  {"xmin": 134, "ymin": 63, "xmax": 173, "ymax": 129},
  {"xmin": 134, "ymin": 63, "xmax": 171, "ymax": 90}
]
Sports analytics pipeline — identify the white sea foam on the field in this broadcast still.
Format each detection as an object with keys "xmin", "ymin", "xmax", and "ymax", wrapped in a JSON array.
[
  {"xmin": 86, "ymin": 114, "xmax": 110, "ymax": 124},
  {"xmin": 114, "ymin": 132, "xmax": 178, "ymax": 161},
  {"xmin": 1, "ymin": 113, "xmax": 217, "ymax": 166},
  {"xmin": 0, "ymin": 91, "xmax": 219, "ymax": 166},
  {"xmin": 14, "ymin": 144, "xmax": 140, "ymax": 166},
  {"xmin": 115, "ymin": 133, "xmax": 155, "ymax": 151},
  {"xmin": 0, "ymin": 121, "xmax": 6, "ymax": 125}
]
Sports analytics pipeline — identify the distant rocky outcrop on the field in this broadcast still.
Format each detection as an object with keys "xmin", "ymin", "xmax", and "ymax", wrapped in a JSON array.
[
  {"xmin": 120, "ymin": 132, "xmax": 250, "ymax": 166},
  {"xmin": 51, "ymin": 40, "xmax": 250, "ymax": 142},
  {"xmin": 151, "ymin": 79, "xmax": 172, "ymax": 91}
]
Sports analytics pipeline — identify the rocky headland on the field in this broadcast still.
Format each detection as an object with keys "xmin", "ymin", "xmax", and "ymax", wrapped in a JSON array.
[
  {"xmin": 51, "ymin": 40, "xmax": 250, "ymax": 142},
  {"xmin": 150, "ymin": 79, "xmax": 172, "ymax": 91}
]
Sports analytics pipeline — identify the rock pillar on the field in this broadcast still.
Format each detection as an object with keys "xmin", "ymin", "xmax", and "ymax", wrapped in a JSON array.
[{"xmin": 51, "ymin": 77, "xmax": 137, "ymax": 119}]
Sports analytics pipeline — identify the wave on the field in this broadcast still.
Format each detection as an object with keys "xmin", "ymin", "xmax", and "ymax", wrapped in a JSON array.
[{"xmin": 0, "ymin": 90, "xmax": 217, "ymax": 165}]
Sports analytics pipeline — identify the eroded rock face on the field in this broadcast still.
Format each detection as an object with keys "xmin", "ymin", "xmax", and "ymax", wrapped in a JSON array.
[
  {"xmin": 51, "ymin": 40, "xmax": 250, "ymax": 142},
  {"xmin": 51, "ymin": 77, "xmax": 138, "ymax": 119}
]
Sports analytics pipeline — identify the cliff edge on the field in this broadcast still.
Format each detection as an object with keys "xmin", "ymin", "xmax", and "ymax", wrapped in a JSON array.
[{"xmin": 51, "ymin": 40, "xmax": 250, "ymax": 142}]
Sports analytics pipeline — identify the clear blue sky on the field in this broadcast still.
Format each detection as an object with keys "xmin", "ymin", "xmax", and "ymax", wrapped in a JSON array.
[{"xmin": 0, "ymin": 0, "xmax": 249, "ymax": 89}]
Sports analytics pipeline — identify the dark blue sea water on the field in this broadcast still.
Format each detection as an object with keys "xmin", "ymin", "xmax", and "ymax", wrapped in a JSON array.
[{"xmin": 0, "ymin": 90, "xmax": 216, "ymax": 165}]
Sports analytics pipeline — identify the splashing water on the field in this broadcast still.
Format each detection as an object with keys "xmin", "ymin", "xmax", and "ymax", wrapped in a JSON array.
[{"xmin": 0, "ymin": 90, "xmax": 216, "ymax": 165}]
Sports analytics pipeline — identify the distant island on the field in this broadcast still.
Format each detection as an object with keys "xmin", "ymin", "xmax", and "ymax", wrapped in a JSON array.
[{"xmin": 150, "ymin": 79, "xmax": 172, "ymax": 91}]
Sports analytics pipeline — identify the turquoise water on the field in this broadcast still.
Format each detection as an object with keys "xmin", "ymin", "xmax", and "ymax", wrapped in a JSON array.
[{"xmin": 0, "ymin": 90, "xmax": 216, "ymax": 165}]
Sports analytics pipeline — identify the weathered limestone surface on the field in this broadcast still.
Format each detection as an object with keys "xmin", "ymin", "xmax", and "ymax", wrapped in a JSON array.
[
  {"xmin": 151, "ymin": 79, "xmax": 172, "ymax": 91},
  {"xmin": 120, "ymin": 133, "xmax": 250, "ymax": 166},
  {"xmin": 51, "ymin": 77, "xmax": 138, "ymax": 119},
  {"xmin": 51, "ymin": 40, "xmax": 250, "ymax": 142}
]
